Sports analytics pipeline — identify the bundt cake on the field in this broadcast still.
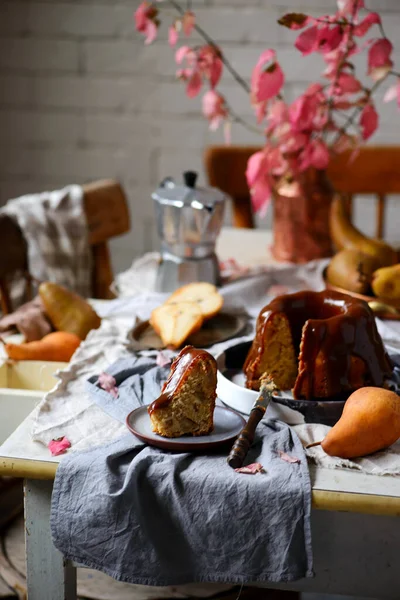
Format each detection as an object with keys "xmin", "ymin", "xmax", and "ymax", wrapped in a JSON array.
[
  {"xmin": 244, "ymin": 290, "xmax": 392, "ymax": 400},
  {"xmin": 148, "ymin": 345, "xmax": 217, "ymax": 437}
]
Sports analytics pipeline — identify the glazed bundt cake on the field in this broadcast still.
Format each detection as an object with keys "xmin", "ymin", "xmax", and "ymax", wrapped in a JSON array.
[
  {"xmin": 148, "ymin": 345, "xmax": 217, "ymax": 437},
  {"xmin": 244, "ymin": 290, "xmax": 392, "ymax": 400}
]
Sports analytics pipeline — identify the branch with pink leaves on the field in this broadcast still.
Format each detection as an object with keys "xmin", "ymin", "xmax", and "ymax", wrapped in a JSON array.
[{"xmin": 134, "ymin": 0, "xmax": 399, "ymax": 215}]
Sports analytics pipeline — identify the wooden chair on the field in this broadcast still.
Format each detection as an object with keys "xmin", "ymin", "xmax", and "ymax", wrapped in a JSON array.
[
  {"xmin": 0, "ymin": 179, "xmax": 130, "ymax": 314},
  {"xmin": 204, "ymin": 145, "xmax": 400, "ymax": 237}
]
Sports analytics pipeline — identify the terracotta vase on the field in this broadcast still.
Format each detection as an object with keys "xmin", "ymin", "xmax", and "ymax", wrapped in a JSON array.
[{"xmin": 271, "ymin": 168, "xmax": 334, "ymax": 263}]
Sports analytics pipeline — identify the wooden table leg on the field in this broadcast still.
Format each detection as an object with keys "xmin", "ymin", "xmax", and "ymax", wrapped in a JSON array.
[{"xmin": 24, "ymin": 480, "xmax": 77, "ymax": 600}]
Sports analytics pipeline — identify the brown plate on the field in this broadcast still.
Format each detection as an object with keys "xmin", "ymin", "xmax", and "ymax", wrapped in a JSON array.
[
  {"xmin": 129, "ymin": 312, "xmax": 249, "ymax": 350},
  {"xmin": 323, "ymin": 269, "xmax": 400, "ymax": 320}
]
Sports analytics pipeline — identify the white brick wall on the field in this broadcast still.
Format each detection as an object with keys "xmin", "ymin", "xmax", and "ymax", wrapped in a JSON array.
[{"xmin": 0, "ymin": 0, "xmax": 399, "ymax": 275}]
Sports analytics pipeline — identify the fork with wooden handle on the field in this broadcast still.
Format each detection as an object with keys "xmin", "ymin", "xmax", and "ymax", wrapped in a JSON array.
[{"xmin": 227, "ymin": 376, "xmax": 277, "ymax": 469}]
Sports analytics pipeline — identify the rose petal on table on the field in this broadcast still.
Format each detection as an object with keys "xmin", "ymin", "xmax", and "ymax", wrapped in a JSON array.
[
  {"xmin": 48, "ymin": 437, "xmax": 71, "ymax": 456},
  {"xmin": 156, "ymin": 351, "xmax": 172, "ymax": 367},
  {"xmin": 235, "ymin": 462, "xmax": 265, "ymax": 474},
  {"xmin": 98, "ymin": 372, "xmax": 119, "ymax": 398},
  {"xmin": 279, "ymin": 451, "xmax": 301, "ymax": 464}
]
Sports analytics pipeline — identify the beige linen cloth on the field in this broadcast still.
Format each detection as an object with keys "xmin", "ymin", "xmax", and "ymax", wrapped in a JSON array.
[
  {"xmin": 1, "ymin": 185, "xmax": 92, "ymax": 301},
  {"xmin": 31, "ymin": 254, "xmax": 400, "ymax": 477}
]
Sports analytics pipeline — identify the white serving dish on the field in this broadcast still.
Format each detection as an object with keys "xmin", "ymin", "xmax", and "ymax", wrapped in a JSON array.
[
  {"xmin": 216, "ymin": 369, "xmax": 305, "ymax": 425},
  {"xmin": 0, "ymin": 360, "xmax": 67, "ymax": 444}
]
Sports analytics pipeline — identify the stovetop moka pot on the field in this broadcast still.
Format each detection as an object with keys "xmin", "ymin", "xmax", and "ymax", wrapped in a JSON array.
[{"xmin": 153, "ymin": 171, "xmax": 226, "ymax": 293}]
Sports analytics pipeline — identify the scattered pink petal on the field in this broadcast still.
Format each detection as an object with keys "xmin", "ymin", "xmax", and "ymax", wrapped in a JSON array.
[
  {"xmin": 156, "ymin": 351, "xmax": 172, "ymax": 368},
  {"xmin": 48, "ymin": 437, "xmax": 71, "ymax": 457},
  {"xmin": 235, "ymin": 462, "xmax": 265, "ymax": 474},
  {"xmin": 98, "ymin": 372, "xmax": 119, "ymax": 398},
  {"xmin": 278, "ymin": 451, "xmax": 301, "ymax": 464},
  {"xmin": 368, "ymin": 39, "xmax": 393, "ymax": 81},
  {"xmin": 360, "ymin": 103, "xmax": 378, "ymax": 140}
]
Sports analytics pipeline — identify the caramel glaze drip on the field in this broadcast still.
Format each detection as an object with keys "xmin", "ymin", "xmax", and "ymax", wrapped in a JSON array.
[
  {"xmin": 148, "ymin": 345, "xmax": 217, "ymax": 415},
  {"xmin": 244, "ymin": 290, "xmax": 393, "ymax": 400}
]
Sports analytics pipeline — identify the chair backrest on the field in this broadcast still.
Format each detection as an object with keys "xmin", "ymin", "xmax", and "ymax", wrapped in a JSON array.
[
  {"xmin": 0, "ymin": 179, "xmax": 130, "ymax": 314},
  {"xmin": 204, "ymin": 145, "xmax": 400, "ymax": 237}
]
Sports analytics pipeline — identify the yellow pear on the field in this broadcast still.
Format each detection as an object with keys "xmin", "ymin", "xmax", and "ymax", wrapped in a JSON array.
[
  {"xmin": 330, "ymin": 195, "xmax": 398, "ymax": 267},
  {"xmin": 322, "ymin": 387, "xmax": 400, "ymax": 459},
  {"xmin": 39, "ymin": 282, "xmax": 101, "ymax": 340},
  {"xmin": 326, "ymin": 248, "xmax": 380, "ymax": 294},
  {"xmin": 371, "ymin": 264, "xmax": 400, "ymax": 301}
]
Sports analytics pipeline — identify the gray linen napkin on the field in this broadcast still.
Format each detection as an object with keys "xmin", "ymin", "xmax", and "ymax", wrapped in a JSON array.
[{"xmin": 50, "ymin": 356, "xmax": 313, "ymax": 586}]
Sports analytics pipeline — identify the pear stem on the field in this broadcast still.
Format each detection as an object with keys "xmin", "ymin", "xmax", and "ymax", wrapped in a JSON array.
[{"xmin": 305, "ymin": 441, "xmax": 323, "ymax": 449}]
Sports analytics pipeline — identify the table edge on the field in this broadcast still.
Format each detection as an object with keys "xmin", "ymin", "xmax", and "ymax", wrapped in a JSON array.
[{"xmin": 2, "ymin": 456, "xmax": 400, "ymax": 517}]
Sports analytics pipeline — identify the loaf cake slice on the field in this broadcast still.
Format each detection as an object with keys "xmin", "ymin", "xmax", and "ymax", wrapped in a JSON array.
[{"xmin": 148, "ymin": 345, "xmax": 217, "ymax": 437}]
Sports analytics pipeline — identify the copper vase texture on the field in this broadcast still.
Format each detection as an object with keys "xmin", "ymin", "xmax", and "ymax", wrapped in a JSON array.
[{"xmin": 271, "ymin": 169, "xmax": 334, "ymax": 263}]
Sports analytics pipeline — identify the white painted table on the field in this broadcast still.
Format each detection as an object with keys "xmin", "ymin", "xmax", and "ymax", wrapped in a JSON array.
[{"xmin": 2, "ymin": 227, "xmax": 400, "ymax": 599}]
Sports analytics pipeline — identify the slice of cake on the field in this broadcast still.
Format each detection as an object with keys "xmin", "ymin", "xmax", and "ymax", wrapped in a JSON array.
[{"xmin": 148, "ymin": 345, "xmax": 217, "ymax": 437}]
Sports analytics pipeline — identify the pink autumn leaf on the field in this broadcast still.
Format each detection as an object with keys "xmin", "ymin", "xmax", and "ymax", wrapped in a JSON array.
[
  {"xmin": 246, "ymin": 151, "xmax": 266, "ymax": 186},
  {"xmin": 277, "ymin": 13, "xmax": 311, "ymax": 30},
  {"xmin": 202, "ymin": 90, "xmax": 228, "ymax": 130},
  {"xmin": 336, "ymin": 72, "xmax": 362, "ymax": 94},
  {"xmin": 134, "ymin": 2, "xmax": 159, "ymax": 45},
  {"xmin": 194, "ymin": 45, "xmax": 223, "ymax": 89},
  {"xmin": 251, "ymin": 49, "xmax": 284, "ymax": 104},
  {"xmin": 182, "ymin": 11, "xmax": 195, "ymax": 36},
  {"xmin": 235, "ymin": 462, "xmax": 265, "ymax": 474},
  {"xmin": 360, "ymin": 103, "xmax": 378, "ymax": 140},
  {"xmin": 384, "ymin": 79, "xmax": 400, "ymax": 107},
  {"xmin": 353, "ymin": 12, "xmax": 380, "ymax": 37},
  {"xmin": 309, "ymin": 139, "xmax": 330, "ymax": 169},
  {"xmin": 336, "ymin": 0, "xmax": 364, "ymax": 18},
  {"xmin": 98, "ymin": 372, "xmax": 119, "ymax": 398},
  {"xmin": 168, "ymin": 25, "xmax": 179, "ymax": 47},
  {"xmin": 317, "ymin": 25, "xmax": 342, "ymax": 54},
  {"xmin": 175, "ymin": 45, "xmax": 191, "ymax": 64},
  {"xmin": 295, "ymin": 25, "xmax": 318, "ymax": 55},
  {"xmin": 278, "ymin": 451, "xmax": 301, "ymax": 464},
  {"xmin": 368, "ymin": 39, "xmax": 393, "ymax": 81},
  {"xmin": 48, "ymin": 437, "xmax": 71, "ymax": 457},
  {"xmin": 250, "ymin": 179, "xmax": 272, "ymax": 218},
  {"xmin": 186, "ymin": 70, "xmax": 202, "ymax": 98}
]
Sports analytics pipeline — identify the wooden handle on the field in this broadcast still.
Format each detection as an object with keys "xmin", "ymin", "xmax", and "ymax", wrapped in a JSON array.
[{"xmin": 227, "ymin": 407, "xmax": 264, "ymax": 469}]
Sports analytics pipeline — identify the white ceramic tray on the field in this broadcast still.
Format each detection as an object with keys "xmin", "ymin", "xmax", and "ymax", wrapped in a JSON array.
[
  {"xmin": 216, "ymin": 369, "xmax": 306, "ymax": 425},
  {"xmin": 0, "ymin": 360, "xmax": 67, "ymax": 445}
]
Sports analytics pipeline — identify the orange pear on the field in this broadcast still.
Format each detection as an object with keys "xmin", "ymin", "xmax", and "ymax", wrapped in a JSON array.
[{"xmin": 322, "ymin": 387, "xmax": 400, "ymax": 459}]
